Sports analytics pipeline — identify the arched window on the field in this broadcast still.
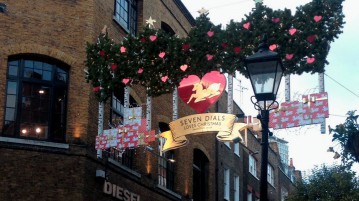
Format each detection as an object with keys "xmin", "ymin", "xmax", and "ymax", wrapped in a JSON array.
[
  {"xmin": 193, "ymin": 149, "xmax": 209, "ymax": 201},
  {"xmin": 2, "ymin": 54, "xmax": 69, "ymax": 142}
]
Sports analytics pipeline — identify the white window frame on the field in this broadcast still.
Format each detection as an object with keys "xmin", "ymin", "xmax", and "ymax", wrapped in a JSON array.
[
  {"xmin": 249, "ymin": 155, "xmax": 257, "ymax": 177},
  {"xmin": 247, "ymin": 192, "xmax": 253, "ymax": 201},
  {"xmin": 234, "ymin": 142, "xmax": 240, "ymax": 156},
  {"xmin": 224, "ymin": 168, "xmax": 230, "ymax": 200},
  {"xmin": 234, "ymin": 175, "xmax": 240, "ymax": 201},
  {"xmin": 268, "ymin": 164, "xmax": 274, "ymax": 185}
]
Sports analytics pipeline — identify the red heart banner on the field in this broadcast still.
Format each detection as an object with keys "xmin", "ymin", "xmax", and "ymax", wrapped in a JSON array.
[{"xmin": 178, "ymin": 71, "xmax": 226, "ymax": 113}]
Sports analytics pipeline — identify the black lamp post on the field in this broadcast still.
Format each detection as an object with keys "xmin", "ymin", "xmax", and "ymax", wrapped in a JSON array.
[{"xmin": 244, "ymin": 35, "xmax": 284, "ymax": 201}]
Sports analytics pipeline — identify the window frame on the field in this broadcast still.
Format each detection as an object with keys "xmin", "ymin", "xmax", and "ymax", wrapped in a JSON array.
[
  {"xmin": 114, "ymin": 0, "xmax": 137, "ymax": 35},
  {"xmin": 2, "ymin": 55, "xmax": 69, "ymax": 142},
  {"xmin": 234, "ymin": 175, "xmax": 240, "ymax": 201},
  {"xmin": 249, "ymin": 155, "xmax": 257, "ymax": 177},
  {"xmin": 224, "ymin": 168, "xmax": 230, "ymax": 200},
  {"xmin": 234, "ymin": 142, "xmax": 240, "ymax": 156},
  {"xmin": 267, "ymin": 164, "xmax": 275, "ymax": 185}
]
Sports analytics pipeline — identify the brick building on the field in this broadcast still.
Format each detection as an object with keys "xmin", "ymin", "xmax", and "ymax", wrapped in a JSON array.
[{"xmin": 0, "ymin": 1, "xmax": 296, "ymax": 200}]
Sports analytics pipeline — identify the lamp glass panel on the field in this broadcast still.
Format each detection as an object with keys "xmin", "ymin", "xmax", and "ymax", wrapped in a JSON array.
[{"xmin": 247, "ymin": 61, "xmax": 277, "ymax": 95}]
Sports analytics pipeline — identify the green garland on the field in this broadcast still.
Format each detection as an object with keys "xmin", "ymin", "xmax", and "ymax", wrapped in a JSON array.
[{"xmin": 85, "ymin": 0, "xmax": 345, "ymax": 102}]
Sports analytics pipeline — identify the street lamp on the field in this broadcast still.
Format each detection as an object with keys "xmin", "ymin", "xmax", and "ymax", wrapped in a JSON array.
[{"xmin": 244, "ymin": 35, "xmax": 284, "ymax": 201}]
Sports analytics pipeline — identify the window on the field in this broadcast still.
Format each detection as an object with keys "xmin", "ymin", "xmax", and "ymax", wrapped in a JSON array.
[
  {"xmin": 234, "ymin": 175, "xmax": 240, "ymax": 201},
  {"xmin": 268, "ymin": 164, "xmax": 274, "ymax": 185},
  {"xmin": 224, "ymin": 141, "xmax": 231, "ymax": 149},
  {"xmin": 249, "ymin": 155, "xmax": 257, "ymax": 177},
  {"xmin": 2, "ymin": 56, "xmax": 68, "ymax": 142},
  {"xmin": 114, "ymin": 0, "xmax": 137, "ymax": 34},
  {"xmin": 281, "ymin": 187, "xmax": 288, "ymax": 201},
  {"xmin": 234, "ymin": 142, "xmax": 240, "ymax": 156},
  {"xmin": 193, "ymin": 149, "xmax": 209, "ymax": 201},
  {"xmin": 158, "ymin": 123, "xmax": 175, "ymax": 190},
  {"xmin": 108, "ymin": 89, "xmax": 139, "ymax": 169},
  {"xmin": 247, "ymin": 192, "xmax": 253, "ymax": 201},
  {"xmin": 224, "ymin": 168, "xmax": 230, "ymax": 200}
]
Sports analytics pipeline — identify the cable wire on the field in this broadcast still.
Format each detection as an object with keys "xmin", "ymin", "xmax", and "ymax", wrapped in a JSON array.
[{"xmin": 324, "ymin": 73, "xmax": 359, "ymax": 98}]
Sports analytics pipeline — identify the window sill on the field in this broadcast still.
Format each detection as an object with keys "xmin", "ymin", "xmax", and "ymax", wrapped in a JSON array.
[
  {"xmin": 108, "ymin": 158, "xmax": 141, "ymax": 178},
  {"xmin": 249, "ymin": 172, "xmax": 260, "ymax": 180},
  {"xmin": 156, "ymin": 184, "xmax": 182, "ymax": 200},
  {"xmin": 112, "ymin": 16, "xmax": 130, "ymax": 34},
  {"xmin": 0, "ymin": 136, "xmax": 69, "ymax": 149}
]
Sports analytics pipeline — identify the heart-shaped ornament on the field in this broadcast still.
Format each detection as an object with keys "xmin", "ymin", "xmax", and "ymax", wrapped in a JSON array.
[
  {"xmin": 150, "ymin": 35, "xmax": 157, "ymax": 41},
  {"xmin": 307, "ymin": 57, "xmax": 315, "ymax": 64},
  {"xmin": 180, "ymin": 64, "xmax": 188, "ymax": 72},
  {"xmin": 272, "ymin": 17, "xmax": 280, "ymax": 23},
  {"xmin": 120, "ymin": 46, "xmax": 126, "ymax": 53},
  {"xmin": 234, "ymin": 46, "xmax": 241, "ymax": 54},
  {"xmin": 269, "ymin": 44, "xmax": 277, "ymax": 51},
  {"xmin": 307, "ymin": 35, "xmax": 316, "ymax": 43},
  {"xmin": 289, "ymin": 28, "xmax": 297, "ymax": 36},
  {"xmin": 161, "ymin": 76, "xmax": 168, "ymax": 82},
  {"xmin": 178, "ymin": 71, "xmax": 226, "ymax": 113},
  {"xmin": 206, "ymin": 54, "xmax": 213, "ymax": 61},
  {"xmin": 243, "ymin": 22, "xmax": 250, "ymax": 29},
  {"xmin": 122, "ymin": 78, "xmax": 130, "ymax": 85},
  {"xmin": 286, "ymin": 54, "xmax": 294, "ymax": 60},
  {"xmin": 137, "ymin": 68, "xmax": 144, "ymax": 74},
  {"xmin": 159, "ymin": 52, "xmax": 166, "ymax": 58},
  {"xmin": 207, "ymin": 31, "xmax": 214, "ymax": 37},
  {"xmin": 314, "ymin": 15, "xmax": 322, "ymax": 22}
]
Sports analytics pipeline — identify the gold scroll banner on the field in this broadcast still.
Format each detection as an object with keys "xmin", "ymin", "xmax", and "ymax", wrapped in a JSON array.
[{"xmin": 160, "ymin": 113, "xmax": 251, "ymax": 152}]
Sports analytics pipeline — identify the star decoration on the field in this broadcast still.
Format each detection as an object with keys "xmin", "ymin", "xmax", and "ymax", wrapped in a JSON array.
[
  {"xmin": 197, "ymin": 7, "xmax": 209, "ymax": 15},
  {"xmin": 146, "ymin": 16, "xmax": 156, "ymax": 28},
  {"xmin": 254, "ymin": 0, "xmax": 263, "ymax": 3}
]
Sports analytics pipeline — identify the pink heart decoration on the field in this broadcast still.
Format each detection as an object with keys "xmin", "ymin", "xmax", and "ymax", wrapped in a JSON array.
[
  {"xmin": 178, "ymin": 71, "xmax": 226, "ymax": 113},
  {"xmin": 161, "ymin": 76, "xmax": 168, "ymax": 82},
  {"xmin": 272, "ymin": 17, "xmax": 280, "ymax": 23},
  {"xmin": 307, "ymin": 57, "xmax": 315, "ymax": 64},
  {"xmin": 137, "ymin": 68, "xmax": 144, "ymax": 74},
  {"xmin": 206, "ymin": 54, "xmax": 214, "ymax": 61},
  {"xmin": 307, "ymin": 35, "xmax": 316, "ymax": 43},
  {"xmin": 286, "ymin": 54, "xmax": 294, "ymax": 60},
  {"xmin": 150, "ymin": 35, "xmax": 157, "ymax": 41},
  {"xmin": 289, "ymin": 28, "xmax": 297, "ymax": 36},
  {"xmin": 314, "ymin": 15, "xmax": 322, "ymax": 22},
  {"xmin": 180, "ymin": 64, "xmax": 188, "ymax": 72},
  {"xmin": 159, "ymin": 52, "xmax": 166, "ymax": 58},
  {"xmin": 93, "ymin": 86, "xmax": 100, "ymax": 93},
  {"xmin": 122, "ymin": 78, "xmax": 130, "ymax": 85},
  {"xmin": 207, "ymin": 31, "xmax": 214, "ymax": 37},
  {"xmin": 243, "ymin": 22, "xmax": 250, "ymax": 29},
  {"xmin": 120, "ymin": 46, "xmax": 126, "ymax": 53},
  {"xmin": 269, "ymin": 44, "xmax": 277, "ymax": 51}
]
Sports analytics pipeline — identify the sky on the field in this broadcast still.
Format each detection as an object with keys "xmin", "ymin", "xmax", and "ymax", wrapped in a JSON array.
[{"xmin": 181, "ymin": 0, "xmax": 359, "ymax": 174}]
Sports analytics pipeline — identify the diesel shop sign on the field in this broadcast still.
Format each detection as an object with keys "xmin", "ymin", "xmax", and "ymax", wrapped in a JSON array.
[{"xmin": 103, "ymin": 181, "xmax": 140, "ymax": 201}]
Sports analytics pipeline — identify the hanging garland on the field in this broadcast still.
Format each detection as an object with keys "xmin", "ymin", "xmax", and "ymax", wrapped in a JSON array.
[{"xmin": 85, "ymin": 0, "xmax": 344, "ymax": 102}]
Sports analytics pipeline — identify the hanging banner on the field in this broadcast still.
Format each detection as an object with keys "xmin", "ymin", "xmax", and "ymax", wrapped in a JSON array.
[
  {"xmin": 269, "ymin": 92, "xmax": 329, "ymax": 129},
  {"xmin": 160, "ymin": 113, "xmax": 255, "ymax": 152}
]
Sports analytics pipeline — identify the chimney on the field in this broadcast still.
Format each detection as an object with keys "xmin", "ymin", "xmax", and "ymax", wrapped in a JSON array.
[{"xmin": 289, "ymin": 158, "xmax": 294, "ymax": 167}]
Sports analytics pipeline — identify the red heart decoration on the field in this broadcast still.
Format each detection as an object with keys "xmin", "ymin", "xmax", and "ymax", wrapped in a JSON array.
[
  {"xmin": 272, "ymin": 17, "xmax": 280, "ymax": 23},
  {"xmin": 307, "ymin": 35, "xmax": 316, "ymax": 43},
  {"xmin": 178, "ymin": 71, "xmax": 226, "ymax": 113},
  {"xmin": 234, "ymin": 46, "xmax": 241, "ymax": 54},
  {"xmin": 150, "ymin": 35, "xmax": 157, "ymax": 41},
  {"xmin": 286, "ymin": 54, "xmax": 294, "ymax": 60},
  {"xmin": 307, "ymin": 57, "xmax": 315, "ymax": 64},
  {"xmin": 207, "ymin": 31, "xmax": 214, "ymax": 37},
  {"xmin": 243, "ymin": 22, "xmax": 250, "ymax": 29},
  {"xmin": 314, "ymin": 15, "xmax": 322, "ymax": 22},
  {"xmin": 180, "ymin": 64, "xmax": 188, "ymax": 72},
  {"xmin": 289, "ymin": 28, "xmax": 297, "ymax": 36},
  {"xmin": 111, "ymin": 64, "xmax": 117, "ymax": 71},
  {"xmin": 269, "ymin": 44, "xmax": 277, "ymax": 51}
]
